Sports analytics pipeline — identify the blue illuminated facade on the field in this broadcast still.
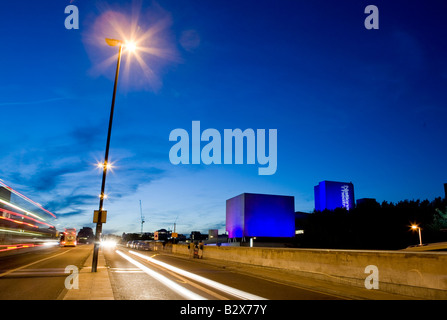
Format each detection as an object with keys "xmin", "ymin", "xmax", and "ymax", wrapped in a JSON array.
[
  {"xmin": 226, "ymin": 193, "xmax": 295, "ymax": 238},
  {"xmin": 314, "ymin": 181, "xmax": 355, "ymax": 212}
]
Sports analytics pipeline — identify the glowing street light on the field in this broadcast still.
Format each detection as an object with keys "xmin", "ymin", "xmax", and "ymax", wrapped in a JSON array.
[
  {"xmin": 411, "ymin": 224, "xmax": 423, "ymax": 246},
  {"xmin": 92, "ymin": 37, "xmax": 133, "ymax": 272},
  {"xmin": 96, "ymin": 161, "xmax": 114, "ymax": 171},
  {"xmin": 124, "ymin": 41, "xmax": 137, "ymax": 53},
  {"xmin": 105, "ymin": 38, "xmax": 122, "ymax": 47},
  {"xmin": 87, "ymin": 6, "xmax": 177, "ymax": 271}
]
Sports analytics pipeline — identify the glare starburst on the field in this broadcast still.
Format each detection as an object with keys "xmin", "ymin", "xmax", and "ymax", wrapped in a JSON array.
[{"xmin": 83, "ymin": 1, "xmax": 180, "ymax": 91}]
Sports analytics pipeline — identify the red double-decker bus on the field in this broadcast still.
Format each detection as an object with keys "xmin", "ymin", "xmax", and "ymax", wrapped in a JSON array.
[{"xmin": 60, "ymin": 228, "xmax": 77, "ymax": 247}]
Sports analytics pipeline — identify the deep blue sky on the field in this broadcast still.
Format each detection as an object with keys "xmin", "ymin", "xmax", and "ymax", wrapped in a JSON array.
[{"xmin": 0, "ymin": 0, "xmax": 446, "ymax": 235}]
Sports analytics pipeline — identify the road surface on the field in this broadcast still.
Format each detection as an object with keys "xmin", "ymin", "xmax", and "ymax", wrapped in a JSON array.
[
  {"xmin": 104, "ymin": 246, "xmax": 345, "ymax": 300},
  {"xmin": 0, "ymin": 244, "xmax": 91, "ymax": 299},
  {"xmin": 0, "ymin": 244, "xmax": 345, "ymax": 300}
]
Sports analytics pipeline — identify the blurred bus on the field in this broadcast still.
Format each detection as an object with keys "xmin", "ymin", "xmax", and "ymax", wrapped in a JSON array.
[{"xmin": 60, "ymin": 228, "xmax": 77, "ymax": 247}]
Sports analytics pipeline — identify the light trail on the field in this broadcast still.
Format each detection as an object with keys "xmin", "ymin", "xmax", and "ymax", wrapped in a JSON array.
[
  {"xmin": 0, "ymin": 179, "xmax": 56, "ymax": 218},
  {"xmin": 0, "ymin": 243, "xmax": 44, "ymax": 252},
  {"xmin": 129, "ymin": 250, "xmax": 267, "ymax": 300},
  {"xmin": 0, "ymin": 208, "xmax": 54, "ymax": 228},
  {"xmin": 0, "ymin": 199, "xmax": 46, "ymax": 222},
  {"xmin": 116, "ymin": 250, "xmax": 207, "ymax": 300},
  {"xmin": 0, "ymin": 215, "xmax": 38, "ymax": 229},
  {"xmin": 0, "ymin": 227, "xmax": 44, "ymax": 237}
]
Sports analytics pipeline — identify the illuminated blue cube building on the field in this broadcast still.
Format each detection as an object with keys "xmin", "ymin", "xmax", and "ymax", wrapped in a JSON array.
[
  {"xmin": 226, "ymin": 193, "xmax": 295, "ymax": 238},
  {"xmin": 314, "ymin": 181, "xmax": 355, "ymax": 212}
]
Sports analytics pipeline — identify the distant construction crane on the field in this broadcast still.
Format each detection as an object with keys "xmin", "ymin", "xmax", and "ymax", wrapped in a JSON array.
[
  {"xmin": 173, "ymin": 215, "xmax": 178, "ymax": 233},
  {"xmin": 140, "ymin": 200, "xmax": 145, "ymax": 234}
]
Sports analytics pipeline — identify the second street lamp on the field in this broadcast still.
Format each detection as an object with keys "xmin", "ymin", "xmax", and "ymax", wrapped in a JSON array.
[
  {"xmin": 411, "ymin": 224, "xmax": 423, "ymax": 246},
  {"xmin": 91, "ymin": 38, "xmax": 124, "ymax": 272}
]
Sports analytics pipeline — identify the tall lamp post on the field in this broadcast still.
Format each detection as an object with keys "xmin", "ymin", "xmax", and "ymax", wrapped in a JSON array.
[{"xmin": 91, "ymin": 38, "xmax": 124, "ymax": 272}]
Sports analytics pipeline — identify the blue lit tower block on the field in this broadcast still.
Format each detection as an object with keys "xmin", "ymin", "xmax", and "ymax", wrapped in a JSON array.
[
  {"xmin": 226, "ymin": 193, "xmax": 295, "ymax": 238},
  {"xmin": 314, "ymin": 181, "xmax": 355, "ymax": 212}
]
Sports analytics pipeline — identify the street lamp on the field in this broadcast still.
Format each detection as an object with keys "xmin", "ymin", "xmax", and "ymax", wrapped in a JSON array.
[
  {"xmin": 411, "ymin": 224, "xmax": 423, "ymax": 246},
  {"xmin": 91, "ymin": 38, "xmax": 125, "ymax": 272}
]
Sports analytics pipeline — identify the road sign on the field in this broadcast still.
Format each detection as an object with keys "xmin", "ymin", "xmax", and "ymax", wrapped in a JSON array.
[{"xmin": 93, "ymin": 210, "xmax": 107, "ymax": 223}]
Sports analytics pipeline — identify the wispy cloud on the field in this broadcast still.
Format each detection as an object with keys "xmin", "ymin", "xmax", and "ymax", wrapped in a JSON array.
[{"xmin": 0, "ymin": 97, "xmax": 70, "ymax": 107}]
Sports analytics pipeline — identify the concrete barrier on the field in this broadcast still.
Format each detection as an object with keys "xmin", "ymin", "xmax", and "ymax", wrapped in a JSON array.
[{"xmin": 171, "ymin": 244, "xmax": 447, "ymax": 299}]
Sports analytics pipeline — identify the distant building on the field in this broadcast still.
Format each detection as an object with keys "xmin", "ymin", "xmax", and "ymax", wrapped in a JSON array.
[
  {"xmin": 77, "ymin": 227, "xmax": 94, "ymax": 244},
  {"xmin": 189, "ymin": 231, "xmax": 207, "ymax": 241},
  {"xmin": 208, "ymin": 229, "xmax": 218, "ymax": 239},
  {"xmin": 205, "ymin": 229, "xmax": 228, "ymax": 245},
  {"xmin": 314, "ymin": 181, "xmax": 355, "ymax": 212},
  {"xmin": 155, "ymin": 229, "xmax": 169, "ymax": 241},
  {"xmin": 226, "ymin": 193, "xmax": 295, "ymax": 238}
]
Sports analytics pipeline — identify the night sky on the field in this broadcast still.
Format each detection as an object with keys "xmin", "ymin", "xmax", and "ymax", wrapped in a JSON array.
[{"xmin": 1, "ymin": 0, "xmax": 446, "ymax": 235}]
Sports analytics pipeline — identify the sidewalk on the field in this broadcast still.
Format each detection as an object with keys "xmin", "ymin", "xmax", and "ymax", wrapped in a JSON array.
[{"xmin": 61, "ymin": 248, "xmax": 115, "ymax": 300}]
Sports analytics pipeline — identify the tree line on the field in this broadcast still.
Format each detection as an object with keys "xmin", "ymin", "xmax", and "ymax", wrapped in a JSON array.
[{"xmin": 297, "ymin": 197, "xmax": 447, "ymax": 250}]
